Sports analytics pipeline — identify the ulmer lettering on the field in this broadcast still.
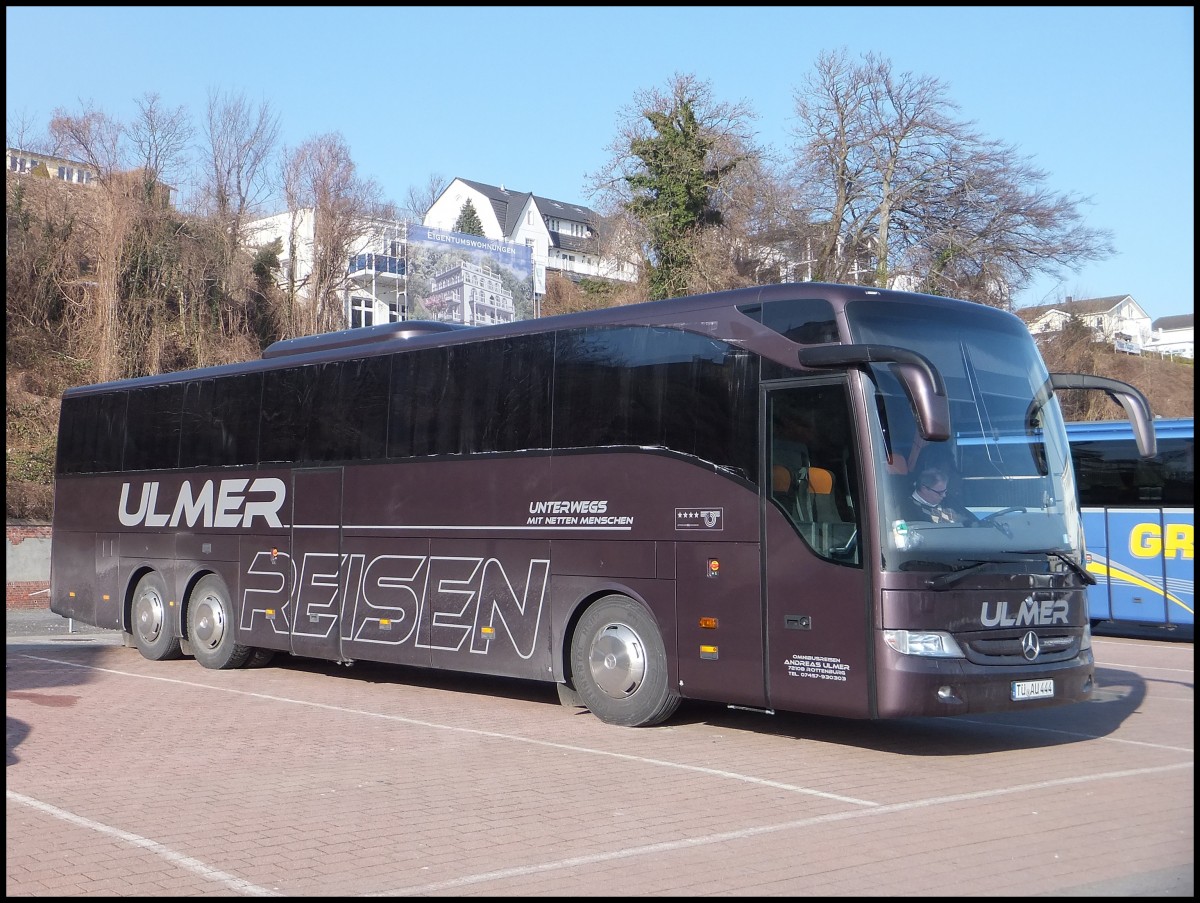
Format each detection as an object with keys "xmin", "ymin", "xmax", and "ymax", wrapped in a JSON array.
[
  {"xmin": 980, "ymin": 596, "xmax": 1070, "ymax": 627},
  {"xmin": 118, "ymin": 478, "xmax": 286, "ymax": 529}
]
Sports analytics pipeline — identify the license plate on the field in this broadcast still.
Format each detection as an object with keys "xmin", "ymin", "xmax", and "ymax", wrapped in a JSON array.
[{"xmin": 1011, "ymin": 679, "xmax": 1054, "ymax": 701}]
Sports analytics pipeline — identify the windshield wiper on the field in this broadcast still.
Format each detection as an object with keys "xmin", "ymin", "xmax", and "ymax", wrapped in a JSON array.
[
  {"xmin": 927, "ymin": 548, "xmax": 1095, "ymax": 591},
  {"xmin": 928, "ymin": 560, "xmax": 996, "ymax": 591},
  {"xmin": 1010, "ymin": 549, "xmax": 1096, "ymax": 585}
]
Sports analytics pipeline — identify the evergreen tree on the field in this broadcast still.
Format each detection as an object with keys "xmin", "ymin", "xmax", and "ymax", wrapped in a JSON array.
[
  {"xmin": 454, "ymin": 198, "xmax": 485, "ymax": 236},
  {"xmin": 625, "ymin": 97, "xmax": 738, "ymax": 300}
]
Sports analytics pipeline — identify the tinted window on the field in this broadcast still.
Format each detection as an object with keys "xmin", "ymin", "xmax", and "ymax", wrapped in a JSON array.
[
  {"xmin": 260, "ymin": 358, "xmax": 390, "ymax": 465},
  {"xmin": 329, "ymin": 356, "xmax": 390, "ymax": 461},
  {"xmin": 56, "ymin": 392, "xmax": 127, "ymax": 474},
  {"xmin": 741, "ymin": 298, "xmax": 840, "ymax": 344},
  {"xmin": 449, "ymin": 336, "xmax": 553, "ymax": 454},
  {"xmin": 122, "ymin": 384, "xmax": 184, "ymax": 472},
  {"xmin": 389, "ymin": 346, "xmax": 453, "ymax": 457},
  {"xmin": 553, "ymin": 326, "xmax": 757, "ymax": 478},
  {"xmin": 1072, "ymin": 437, "xmax": 1194, "ymax": 507},
  {"xmin": 260, "ymin": 365, "xmax": 319, "ymax": 464},
  {"xmin": 180, "ymin": 373, "xmax": 262, "ymax": 468},
  {"xmin": 389, "ymin": 336, "xmax": 553, "ymax": 457}
]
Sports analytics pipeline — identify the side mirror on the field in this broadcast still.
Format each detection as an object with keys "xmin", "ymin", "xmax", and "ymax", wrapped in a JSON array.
[
  {"xmin": 798, "ymin": 343, "xmax": 950, "ymax": 441},
  {"xmin": 1045, "ymin": 373, "xmax": 1157, "ymax": 458}
]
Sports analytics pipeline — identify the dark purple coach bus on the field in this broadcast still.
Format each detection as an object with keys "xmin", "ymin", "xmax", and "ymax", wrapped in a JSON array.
[{"xmin": 49, "ymin": 283, "xmax": 1156, "ymax": 726}]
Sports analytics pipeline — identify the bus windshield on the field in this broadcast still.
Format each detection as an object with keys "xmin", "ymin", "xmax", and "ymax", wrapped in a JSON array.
[{"xmin": 845, "ymin": 297, "xmax": 1081, "ymax": 576}]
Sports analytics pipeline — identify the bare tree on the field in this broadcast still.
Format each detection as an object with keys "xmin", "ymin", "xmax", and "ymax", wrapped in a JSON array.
[
  {"xmin": 279, "ymin": 132, "xmax": 395, "ymax": 336},
  {"xmin": 702, "ymin": 148, "xmax": 802, "ymax": 288},
  {"xmin": 196, "ymin": 89, "xmax": 281, "ymax": 333},
  {"xmin": 905, "ymin": 147, "xmax": 1114, "ymax": 306},
  {"xmin": 39, "ymin": 100, "xmax": 247, "ymax": 380},
  {"xmin": 48, "ymin": 102, "xmax": 125, "ymax": 179},
  {"xmin": 6, "ymin": 108, "xmax": 51, "ymax": 153},
  {"xmin": 790, "ymin": 50, "xmax": 962, "ymax": 286},
  {"xmin": 790, "ymin": 49, "xmax": 1113, "ymax": 306},
  {"xmin": 128, "ymin": 92, "xmax": 192, "ymax": 196},
  {"xmin": 399, "ymin": 172, "xmax": 447, "ymax": 223},
  {"xmin": 45, "ymin": 104, "xmax": 130, "ymax": 379},
  {"xmin": 198, "ymin": 89, "xmax": 279, "ymax": 228}
]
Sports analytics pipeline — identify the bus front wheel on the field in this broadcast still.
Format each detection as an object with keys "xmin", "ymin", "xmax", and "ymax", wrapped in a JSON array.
[
  {"xmin": 188, "ymin": 575, "xmax": 252, "ymax": 670},
  {"xmin": 131, "ymin": 572, "xmax": 182, "ymax": 661},
  {"xmin": 569, "ymin": 595, "xmax": 680, "ymax": 727}
]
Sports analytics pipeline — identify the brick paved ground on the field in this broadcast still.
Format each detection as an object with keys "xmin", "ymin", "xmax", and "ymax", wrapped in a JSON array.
[{"xmin": 6, "ymin": 623, "xmax": 1193, "ymax": 897}]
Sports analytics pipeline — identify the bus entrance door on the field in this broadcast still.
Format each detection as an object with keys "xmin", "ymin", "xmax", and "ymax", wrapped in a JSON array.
[
  {"xmin": 289, "ymin": 468, "xmax": 344, "ymax": 661},
  {"xmin": 761, "ymin": 511, "xmax": 872, "ymax": 719},
  {"xmin": 761, "ymin": 383, "xmax": 871, "ymax": 718}
]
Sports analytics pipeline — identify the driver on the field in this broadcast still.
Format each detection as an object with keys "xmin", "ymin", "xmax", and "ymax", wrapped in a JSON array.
[{"xmin": 902, "ymin": 452, "xmax": 978, "ymax": 525}]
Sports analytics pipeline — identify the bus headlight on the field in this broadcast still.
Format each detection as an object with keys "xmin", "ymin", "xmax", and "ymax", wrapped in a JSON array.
[
  {"xmin": 883, "ymin": 629, "xmax": 965, "ymax": 658},
  {"xmin": 1080, "ymin": 622, "xmax": 1092, "ymax": 651}
]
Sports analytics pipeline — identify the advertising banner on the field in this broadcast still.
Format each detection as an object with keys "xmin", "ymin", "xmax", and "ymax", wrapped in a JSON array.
[{"xmin": 406, "ymin": 224, "xmax": 535, "ymax": 325}]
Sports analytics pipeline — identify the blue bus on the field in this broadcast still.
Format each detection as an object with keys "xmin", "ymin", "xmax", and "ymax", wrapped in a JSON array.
[{"xmin": 1065, "ymin": 418, "xmax": 1194, "ymax": 634}]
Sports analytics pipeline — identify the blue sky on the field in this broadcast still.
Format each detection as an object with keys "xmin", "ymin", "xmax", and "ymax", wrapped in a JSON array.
[{"xmin": 6, "ymin": 6, "xmax": 1194, "ymax": 321}]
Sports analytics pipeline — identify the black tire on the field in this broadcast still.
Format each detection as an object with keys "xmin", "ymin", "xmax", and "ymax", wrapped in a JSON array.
[
  {"xmin": 244, "ymin": 648, "xmax": 277, "ymax": 669},
  {"xmin": 569, "ymin": 594, "xmax": 680, "ymax": 727},
  {"xmin": 130, "ymin": 572, "xmax": 183, "ymax": 661},
  {"xmin": 188, "ymin": 574, "xmax": 252, "ymax": 670}
]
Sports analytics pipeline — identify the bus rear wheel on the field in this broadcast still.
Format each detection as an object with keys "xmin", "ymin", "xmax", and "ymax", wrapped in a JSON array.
[
  {"xmin": 569, "ymin": 595, "xmax": 680, "ymax": 727},
  {"xmin": 131, "ymin": 572, "xmax": 182, "ymax": 661},
  {"xmin": 188, "ymin": 575, "xmax": 252, "ymax": 670}
]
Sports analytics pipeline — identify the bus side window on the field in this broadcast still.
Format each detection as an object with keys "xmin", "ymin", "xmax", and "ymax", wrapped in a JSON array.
[{"xmin": 769, "ymin": 385, "xmax": 860, "ymax": 563}]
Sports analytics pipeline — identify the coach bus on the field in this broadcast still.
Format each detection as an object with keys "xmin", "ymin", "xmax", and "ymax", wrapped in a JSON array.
[
  {"xmin": 49, "ymin": 283, "xmax": 1157, "ymax": 727},
  {"xmin": 1064, "ymin": 417, "xmax": 1193, "ymax": 634}
]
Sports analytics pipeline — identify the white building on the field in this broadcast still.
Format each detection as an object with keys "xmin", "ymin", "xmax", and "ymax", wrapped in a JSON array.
[
  {"xmin": 246, "ymin": 176, "xmax": 640, "ymax": 331},
  {"xmin": 1017, "ymin": 294, "xmax": 1154, "ymax": 353},
  {"xmin": 245, "ymin": 210, "xmax": 408, "ymax": 328},
  {"xmin": 1146, "ymin": 313, "xmax": 1194, "ymax": 359},
  {"xmin": 6, "ymin": 147, "xmax": 97, "ymax": 185},
  {"xmin": 423, "ymin": 178, "xmax": 638, "ymax": 292}
]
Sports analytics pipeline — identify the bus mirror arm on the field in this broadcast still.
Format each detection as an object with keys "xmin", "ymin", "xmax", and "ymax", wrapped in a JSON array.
[
  {"xmin": 798, "ymin": 344, "xmax": 951, "ymax": 442},
  {"xmin": 1044, "ymin": 373, "xmax": 1158, "ymax": 458}
]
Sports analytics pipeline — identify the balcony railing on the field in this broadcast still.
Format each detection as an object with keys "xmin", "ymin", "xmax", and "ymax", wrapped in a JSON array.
[{"xmin": 348, "ymin": 253, "xmax": 405, "ymax": 277}]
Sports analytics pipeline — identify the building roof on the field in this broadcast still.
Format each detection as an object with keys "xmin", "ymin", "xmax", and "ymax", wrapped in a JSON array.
[
  {"xmin": 1016, "ymin": 294, "xmax": 1136, "ymax": 322},
  {"xmin": 1153, "ymin": 313, "xmax": 1193, "ymax": 331},
  {"xmin": 455, "ymin": 178, "xmax": 598, "ymax": 238},
  {"xmin": 531, "ymin": 194, "xmax": 596, "ymax": 225},
  {"xmin": 456, "ymin": 179, "xmax": 532, "ymax": 235}
]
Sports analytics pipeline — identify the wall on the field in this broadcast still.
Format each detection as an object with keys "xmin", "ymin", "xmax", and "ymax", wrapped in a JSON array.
[{"xmin": 6, "ymin": 521, "xmax": 51, "ymax": 609}]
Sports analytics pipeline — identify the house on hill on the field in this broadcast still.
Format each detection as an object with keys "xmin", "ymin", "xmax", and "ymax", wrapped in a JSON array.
[
  {"xmin": 244, "ymin": 176, "xmax": 640, "ymax": 331},
  {"xmin": 6, "ymin": 147, "xmax": 97, "ymax": 185},
  {"xmin": 423, "ymin": 178, "xmax": 638, "ymax": 292},
  {"xmin": 1016, "ymin": 294, "xmax": 1152, "ymax": 354},
  {"xmin": 7, "ymin": 146, "xmax": 176, "ymax": 208},
  {"xmin": 1146, "ymin": 313, "xmax": 1194, "ymax": 359}
]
